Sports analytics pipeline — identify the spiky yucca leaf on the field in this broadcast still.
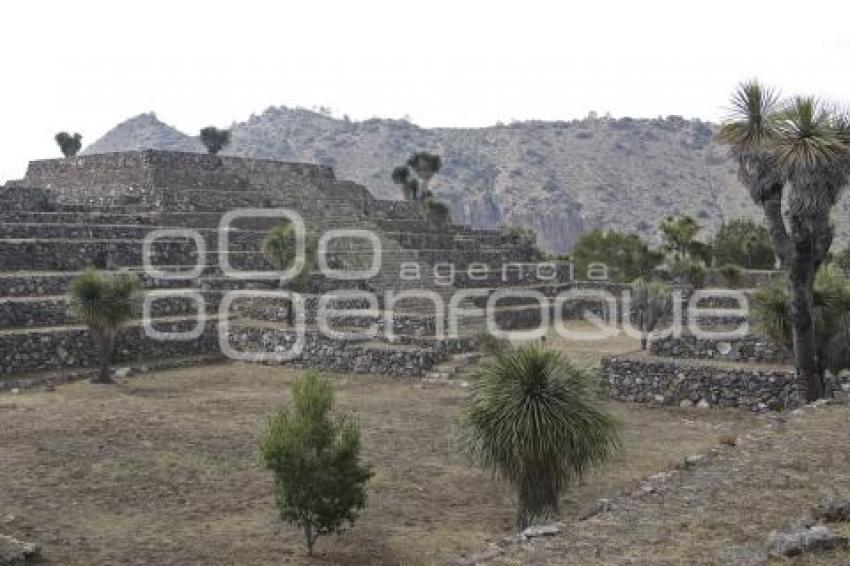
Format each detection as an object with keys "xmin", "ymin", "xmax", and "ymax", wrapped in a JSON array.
[
  {"xmin": 68, "ymin": 269, "xmax": 139, "ymax": 331},
  {"xmin": 772, "ymin": 97, "xmax": 848, "ymax": 183},
  {"xmin": 263, "ymin": 222, "xmax": 299, "ymax": 272},
  {"xmin": 718, "ymin": 80, "xmax": 780, "ymax": 155},
  {"xmin": 460, "ymin": 344, "xmax": 620, "ymax": 526}
]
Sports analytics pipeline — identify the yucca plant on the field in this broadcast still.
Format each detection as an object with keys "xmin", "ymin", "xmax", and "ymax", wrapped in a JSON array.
[
  {"xmin": 719, "ymin": 83, "xmax": 850, "ymax": 400},
  {"xmin": 460, "ymin": 344, "xmax": 620, "ymax": 528},
  {"xmin": 68, "ymin": 269, "xmax": 139, "ymax": 383},
  {"xmin": 773, "ymin": 97, "xmax": 850, "ymax": 399},
  {"xmin": 262, "ymin": 222, "xmax": 314, "ymax": 326},
  {"xmin": 718, "ymin": 80, "xmax": 791, "ymax": 266}
]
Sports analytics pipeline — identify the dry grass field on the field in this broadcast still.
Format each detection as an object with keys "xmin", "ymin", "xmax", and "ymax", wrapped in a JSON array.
[{"xmin": 0, "ymin": 325, "xmax": 768, "ymax": 565}]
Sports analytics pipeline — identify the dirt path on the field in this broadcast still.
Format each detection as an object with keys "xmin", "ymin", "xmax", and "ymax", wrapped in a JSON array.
[{"xmin": 489, "ymin": 403, "xmax": 850, "ymax": 565}]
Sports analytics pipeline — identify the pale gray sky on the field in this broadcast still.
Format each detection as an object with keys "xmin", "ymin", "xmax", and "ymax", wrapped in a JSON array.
[{"xmin": 2, "ymin": 0, "xmax": 849, "ymax": 182}]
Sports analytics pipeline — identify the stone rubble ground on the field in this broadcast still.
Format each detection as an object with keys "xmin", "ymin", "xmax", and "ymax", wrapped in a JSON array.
[{"xmin": 447, "ymin": 396, "xmax": 850, "ymax": 565}]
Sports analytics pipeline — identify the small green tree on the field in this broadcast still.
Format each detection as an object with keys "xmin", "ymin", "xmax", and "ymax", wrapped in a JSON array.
[
  {"xmin": 712, "ymin": 219, "xmax": 776, "ymax": 269},
  {"xmin": 629, "ymin": 279, "xmax": 674, "ymax": 350},
  {"xmin": 68, "ymin": 270, "xmax": 139, "ymax": 383},
  {"xmin": 55, "ymin": 132, "xmax": 82, "ymax": 157},
  {"xmin": 260, "ymin": 371, "xmax": 372, "ymax": 556},
  {"xmin": 199, "ymin": 126, "xmax": 231, "ymax": 155},
  {"xmin": 571, "ymin": 229, "xmax": 664, "ymax": 283},
  {"xmin": 262, "ymin": 222, "xmax": 315, "ymax": 326},
  {"xmin": 460, "ymin": 344, "xmax": 620, "ymax": 528}
]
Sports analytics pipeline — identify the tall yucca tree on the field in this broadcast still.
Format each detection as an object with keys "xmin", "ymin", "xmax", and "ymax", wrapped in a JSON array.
[
  {"xmin": 68, "ymin": 270, "xmax": 140, "ymax": 383},
  {"xmin": 460, "ymin": 344, "xmax": 621, "ymax": 528},
  {"xmin": 772, "ymin": 96, "xmax": 850, "ymax": 399},
  {"xmin": 718, "ymin": 80, "xmax": 791, "ymax": 266}
]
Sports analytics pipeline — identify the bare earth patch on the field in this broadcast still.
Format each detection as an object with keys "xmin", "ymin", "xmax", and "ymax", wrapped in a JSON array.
[
  {"xmin": 0, "ymin": 358, "xmax": 762, "ymax": 565},
  {"xmin": 491, "ymin": 404, "xmax": 850, "ymax": 565}
]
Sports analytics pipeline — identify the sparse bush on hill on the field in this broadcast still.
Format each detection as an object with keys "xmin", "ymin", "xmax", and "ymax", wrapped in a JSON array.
[
  {"xmin": 55, "ymin": 131, "xmax": 82, "ymax": 157},
  {"xmin": 460, "ymin": 344, "xmax": 620, "ymax": 528},
  {"xmin": 68, "ymin": 269, "xmax": 139, "ymax": 383},
  {"xmin": 261, "ymin": 371, "xmax": 372, "ymax": 556},
  {"xmin": 571, "ymin": 229, "xmax": 664, "ymax": 283},
  {"xmin": 712, "ymin": 219, "xmax": 776, "ymax": 269},
  {"xmin": 199, "ymin": 126, "xmax": 230, "ymax": 155}
]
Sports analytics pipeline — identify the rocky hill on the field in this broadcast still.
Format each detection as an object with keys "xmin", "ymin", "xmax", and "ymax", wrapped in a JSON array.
[{"xmin": 84, "ymin": 108, "xmax": 850, "ymax": 253}]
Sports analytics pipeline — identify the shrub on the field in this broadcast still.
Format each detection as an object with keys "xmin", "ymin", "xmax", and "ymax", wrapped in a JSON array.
[
  {"xmin": 55, "ymin": 132, "xmax": 82, "ymax": 157},
  {"xmin": 460, "ymin": 344, "xmax": 620, "ymax": 528},
  {"xmin": 199, "ymin": 126, "xmax": 231, "ymax": 155},
  {"xmin": 472, "ymin": 331, "xmax": 510, "ymax": 355},
  {"xmin": 670, "ymin": 259, "xmax": 706, "ymax": 288},
  {"xmin": 712, "ymin": 219, "xmax": 776, "ymax": 269},
  {"xmin": 423, "ymin": 199, "xmax": 451, "ymax": 225},
  {"xmin": 260, "ymin": 371, "xmax": 372, "ymax": 556},
  {"xmin": 752, "ymin": 267, "xmax": 850, "ymax": 375},
  {"xmin": 719, "ymin": 264, "xmax": 743, "ymax": 288},
  {"xmin": 572, "ymin": 229, "xmax": 664, "ymax": 283}
]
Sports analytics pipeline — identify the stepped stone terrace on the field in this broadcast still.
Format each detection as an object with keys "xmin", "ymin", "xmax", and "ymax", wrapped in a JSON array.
[{"xmin": 0, "ymin": 150, "xmax": 579, "ymax": 381}]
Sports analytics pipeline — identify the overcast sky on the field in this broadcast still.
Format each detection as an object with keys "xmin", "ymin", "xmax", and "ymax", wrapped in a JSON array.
[{"xmin": 2, "ymin": 0, "xmax": 849, "ymax": 182}]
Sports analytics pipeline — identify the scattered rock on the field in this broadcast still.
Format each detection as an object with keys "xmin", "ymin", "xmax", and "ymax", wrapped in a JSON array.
[
  {"xmin": 767, "ymin": 526, "xmax": 848, "ymax": 557},
  {"xmin": 522, "ymin": 524, "xmax": 560, "ymax": 539},
  {"xmin": 114, "ymin": 367, "xmax": 134, "ymax": 379},
  {"xmin": 718, "ymin": 434, "xmax": 737, "ymax": 447},
  {"xmin": 684, "ymin": 455, "xmax": 705, "ymax": 468},
  {"xmin": 812, "ymin": 498, "xmax": 850, "ymax": 523},
  {"xmin": 0, "ymin": 534, "xmax": 41, "ymax": 565}
]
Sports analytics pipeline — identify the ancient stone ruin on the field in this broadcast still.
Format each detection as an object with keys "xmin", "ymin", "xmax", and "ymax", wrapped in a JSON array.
[{"xmin": 0, "ymin": 150, "xmax": 564, "ymax": 381}]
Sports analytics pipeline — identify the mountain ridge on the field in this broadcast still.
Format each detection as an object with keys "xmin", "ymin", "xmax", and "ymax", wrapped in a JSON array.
[{"xmin": 84, "ymin": 107, "xmax": 850, "ymax": 253}]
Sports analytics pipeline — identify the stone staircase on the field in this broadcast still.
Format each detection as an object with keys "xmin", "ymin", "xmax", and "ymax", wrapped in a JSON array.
[{"xmin": 0, "ymin": 150, "xmax": 567, "ymax": 380}]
